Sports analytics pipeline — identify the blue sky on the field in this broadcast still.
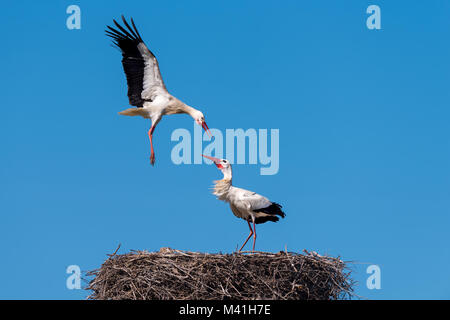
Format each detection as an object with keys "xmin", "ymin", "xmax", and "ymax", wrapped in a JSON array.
[{"xmin": 1, "ymin": 0, "xmax": 449, "ymax": 299}]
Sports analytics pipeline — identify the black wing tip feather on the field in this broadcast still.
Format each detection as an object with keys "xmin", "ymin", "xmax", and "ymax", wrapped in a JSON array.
[
  {"xmin": 121, "ymin": 15, "xmax": 140, "ymax": 40},
  {"xmin": 105, "ymin": 15, "xmax": 142, "ymax": 44},
  {"xmin": 254, "ymin": 216, "xmax": 279, "ymax": 224},
  {"xmin": 105, "ymin": 15, "xmax": 147, "ymax": 108},
  {"xmin": 130, "ymin": 17, "xmax": 143, "ymax": 41},
  {"xmin": 254, "ymin": 202, "xmax": 286, "ymax": 219},
  {"xmin": 106, "ymin": 16, "xmax": 159, "ymax": 61}
]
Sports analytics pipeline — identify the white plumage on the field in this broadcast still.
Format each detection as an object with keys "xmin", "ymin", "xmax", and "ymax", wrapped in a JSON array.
[
  {"xmin": 106, "ymin": 16, "xmax": 211, "ymax": 165},
  {"xmin": 203, "ymin": 155, "xmax": 285, "ymax": 252}
]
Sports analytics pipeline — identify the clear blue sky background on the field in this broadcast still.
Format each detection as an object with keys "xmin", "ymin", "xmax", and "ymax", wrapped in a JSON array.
[{"xmin": 1, "ymin": 0, "xmax": 449, "ymax": 300}]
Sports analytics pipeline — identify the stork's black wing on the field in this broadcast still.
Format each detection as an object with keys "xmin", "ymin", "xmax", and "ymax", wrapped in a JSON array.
[
  {"xmin": 106, "ymin": 16, "xmax": 167, "ymax": 107},
  {"xmin": 253, "ymin": 202, "xmax": 285, "ymax": 223}
]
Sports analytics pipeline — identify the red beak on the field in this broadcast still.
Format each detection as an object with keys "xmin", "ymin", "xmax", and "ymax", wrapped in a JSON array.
[
  {"xmin": 202, "ymin": 154, "xmax": 223, "ymax": 169},
  {"xmin": 202, "ymin": 121, "xmax": 213, "ymax": 138}
]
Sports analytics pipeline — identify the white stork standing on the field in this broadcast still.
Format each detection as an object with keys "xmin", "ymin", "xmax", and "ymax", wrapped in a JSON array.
[
  {"xmin": 106, "ymin": 16, "xmax": 212, "ymax": 165},
  {"xmin": 202, "ymin": 155, "xmax": 285, "ymax": 252}
]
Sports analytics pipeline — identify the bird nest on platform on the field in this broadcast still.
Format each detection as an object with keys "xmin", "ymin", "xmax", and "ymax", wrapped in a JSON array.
[{"xmin": 86, "ymin": 247, "xmax": 354, "ymax": 300}]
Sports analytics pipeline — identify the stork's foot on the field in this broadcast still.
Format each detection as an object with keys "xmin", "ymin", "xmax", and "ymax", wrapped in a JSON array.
[{"xmin": 150, "ymin": 153, "xmax": 156, "ymax": 166}]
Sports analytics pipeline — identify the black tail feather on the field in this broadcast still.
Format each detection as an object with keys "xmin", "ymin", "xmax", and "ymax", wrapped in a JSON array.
[
  {"xmin": 254, "ymin": 202, "xmax": 285, "ymax": 224},
  {"xmin": 254, "ymin": 215, "xmax": 280, "ymax": 224}
]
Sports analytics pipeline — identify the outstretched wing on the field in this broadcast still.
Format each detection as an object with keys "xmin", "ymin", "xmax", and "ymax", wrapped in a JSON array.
[{"xmin": 106, "ymin": 16, "xmax": 167, "ymax": 107}]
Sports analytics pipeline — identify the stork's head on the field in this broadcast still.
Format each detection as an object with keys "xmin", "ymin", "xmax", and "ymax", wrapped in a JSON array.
[
  {"xmin": 202, "ymin": 155, "xmax": 232, "ymax": 179},
  {"xmin": 193, "ymin": 110, "xmax": 212, "ymax": 137}
]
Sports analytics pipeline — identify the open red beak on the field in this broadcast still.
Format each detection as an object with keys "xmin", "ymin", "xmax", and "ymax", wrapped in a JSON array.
[
  {"xmin": 202, "ymin": 121, "xmax": 213, "ymax": 138},
  {"xmin": 202, "ymin": 154, "xmax": 223, "ymax": 169}
]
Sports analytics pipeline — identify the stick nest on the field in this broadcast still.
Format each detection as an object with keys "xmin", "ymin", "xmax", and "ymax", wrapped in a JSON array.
[{"xmin": 86, "ymin": 247, "xmax": 354, "ymax": 300}]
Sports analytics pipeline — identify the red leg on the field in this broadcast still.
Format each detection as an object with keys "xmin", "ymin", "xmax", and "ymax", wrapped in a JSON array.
[
  {"xmin": 252, "ymin": 220, "xmax": 257, "ymax": 252},
  {"xmin": 148, "ymin": 126, "xmax": 156, "ymax": 165},
  {"xmin": 238, "ymin": 221, "xmax": 254, "ymax": 252}
]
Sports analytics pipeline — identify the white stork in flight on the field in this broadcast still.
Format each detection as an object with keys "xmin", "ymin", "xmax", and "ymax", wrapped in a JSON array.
[
  {"xmin": 202, "ymin": 155, "xmax": 285, "ymax": 252},
  {"xmin": 106, "ymin": 16, "xmax": 212, "ymax": 165}
]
